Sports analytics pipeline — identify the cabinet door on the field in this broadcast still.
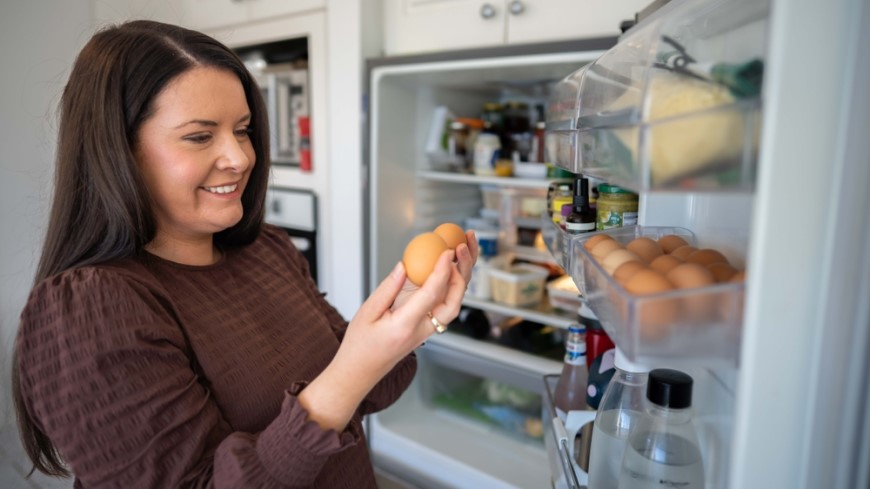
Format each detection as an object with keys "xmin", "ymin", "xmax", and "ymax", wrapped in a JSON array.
[
  {"xmin": 92, "ymin": 0, "xmax": 181, "ymax": 25},
  {"xmin": 506, "ymin": 0, "xmax": 647, "ymax": 44},
  {"xmin": 180, "ymin": 0, "xmax": 248, "ymax": 31},
  {"xmin": 249, "ymin": 0, "xmax": 325, "ymax": 23},
  {"xmin": 384, "ymin": 0, "xmax": 506, "ymax": 55}
]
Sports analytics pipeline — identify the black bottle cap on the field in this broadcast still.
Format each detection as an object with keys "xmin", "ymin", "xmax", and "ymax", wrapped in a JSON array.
[
  {"xmin": 646, "ymin": 368, "xmax": 693, "ymax": 409},
  {"xmin": 573, "ymin": 177, "xmax": 589, "ymax": 207}
]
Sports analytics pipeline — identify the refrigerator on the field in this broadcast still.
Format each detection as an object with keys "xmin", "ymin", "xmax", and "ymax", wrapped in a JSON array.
[{"xmin": 363, "ymin": 0, "xmax": 870, "ymax": 488}]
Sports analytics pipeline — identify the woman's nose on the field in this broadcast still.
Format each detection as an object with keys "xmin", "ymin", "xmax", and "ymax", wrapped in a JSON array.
[{"xmin": 216, "ymin": 135, "xmax": 251, "ymax": 172}]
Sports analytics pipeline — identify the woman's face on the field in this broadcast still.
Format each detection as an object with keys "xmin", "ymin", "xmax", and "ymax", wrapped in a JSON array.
[{"xmin": 135, "ymin": 66, "xmax": 255, "ymax": 246}]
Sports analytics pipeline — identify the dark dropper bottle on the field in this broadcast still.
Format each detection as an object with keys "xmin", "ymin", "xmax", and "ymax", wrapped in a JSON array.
[{"xmin": 565, "ymin": 177, "xmax": 596, "ymax": 235}]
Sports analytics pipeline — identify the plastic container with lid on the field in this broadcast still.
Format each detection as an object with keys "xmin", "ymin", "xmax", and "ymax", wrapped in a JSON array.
[
  {"xmin": 596, "ymin": 183, "xmax": 639, "ymax": 230},
  {"xmin": 618, "ymin": 368, "xmax": 705, "ymax": 489},
  {"xmin": 489, "ymin": 263, "xmax": 549, "ymax": 306},
  {"xmin": 473, "ymin": 133, "xmax": 501, "ymax": 176}
]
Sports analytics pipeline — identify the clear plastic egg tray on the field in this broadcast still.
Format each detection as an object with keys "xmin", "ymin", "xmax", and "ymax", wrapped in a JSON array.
[{"xmin": 546, "ymin": 220, "xmax": 745, "ymax": 366}]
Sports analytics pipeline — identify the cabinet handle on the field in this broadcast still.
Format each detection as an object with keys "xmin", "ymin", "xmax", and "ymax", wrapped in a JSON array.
[
  {"xmin": 479, "ymin": 3, "xmax": 497, "ymax": 19},
  {"xmin": 508, "ymin": 0, "xmax": 525, "ymax": 15}
]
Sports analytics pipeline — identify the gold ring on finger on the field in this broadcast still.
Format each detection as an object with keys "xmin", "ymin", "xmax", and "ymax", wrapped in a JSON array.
[{"xmin": 427, "ymin": 311, "xmax": 448, "ymax": 334}]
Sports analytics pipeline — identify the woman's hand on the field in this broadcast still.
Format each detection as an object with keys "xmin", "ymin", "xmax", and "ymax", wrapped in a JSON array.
[
  {"xmin": 391, "ymin": 230, "xmax": 479, "ymax": 317},
  {"xmin": 297, "ymin": 236, "xmax": 477, "ymax": 431}
]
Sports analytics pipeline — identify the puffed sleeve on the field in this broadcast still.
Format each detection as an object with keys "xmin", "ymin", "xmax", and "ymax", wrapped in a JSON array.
[
  {"xmin": 16, "ymin": 267, "xmax": 361, "ymax": 489},
  {"xmin": 260, "ymin": 226, "xmax": 417, "ymax": 416}
]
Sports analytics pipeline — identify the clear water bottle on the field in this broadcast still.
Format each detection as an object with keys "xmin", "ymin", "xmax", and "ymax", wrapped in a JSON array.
[
  {"xmin": 587, "ymin": 348, "xmax": 648, "ymax": 489},
  {"xmin": 553, "ymin": 324, "xmax": 587, "ymax": 421},
  {"xmin": 618, "ymin": 369, "xmax": 705, "ymax": 489}
]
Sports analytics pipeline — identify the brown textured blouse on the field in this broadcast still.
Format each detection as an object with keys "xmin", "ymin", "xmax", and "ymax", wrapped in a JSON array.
[{"xmin": 16, "ymin": 224, "xmax": 416, "ymax": 488}]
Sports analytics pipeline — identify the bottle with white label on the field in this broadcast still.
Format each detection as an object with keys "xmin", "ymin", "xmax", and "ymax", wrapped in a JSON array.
[
  {"xmin": 587, "ymin": 348, "xmax": 649, "ymax": 489},
  {"xmin": 553, "ymin": 324, "xmax": 588, "ymax": 420},
  {"xmin": 617, "ymin": 369, "xmax": 705, "ymax": 489}
]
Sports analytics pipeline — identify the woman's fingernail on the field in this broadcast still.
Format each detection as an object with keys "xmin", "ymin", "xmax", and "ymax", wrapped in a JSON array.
[{"xmin": 391, "ymin": 261, "xmax": 404, "ymax": 280}]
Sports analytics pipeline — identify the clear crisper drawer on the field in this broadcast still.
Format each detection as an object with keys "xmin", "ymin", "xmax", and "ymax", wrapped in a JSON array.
[
  {"xmin": 546, "ymin": 0, "xmax": 768, "ymax": 191},
  {"xmin": 569, "ymin": 226, "xmax": 745, "ymax": 366}
]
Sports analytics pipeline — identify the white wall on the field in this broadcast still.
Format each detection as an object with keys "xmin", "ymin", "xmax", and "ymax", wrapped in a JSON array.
[{"xmin": 0, "ymin": 0, "xmax": 92, "ymax": 428}]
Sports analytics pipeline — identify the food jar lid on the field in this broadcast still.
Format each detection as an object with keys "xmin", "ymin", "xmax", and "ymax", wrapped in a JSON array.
[
  {"xmin": 646, "ymin": 368, "xmax": 693, "ymax": 409},
  {"xmin": 483, "ymin": 102, "xmax": 504, "ymax": 111},
  {"xmin": 597, "ymin": 183, "xmax": 637, "ymax": 195}
]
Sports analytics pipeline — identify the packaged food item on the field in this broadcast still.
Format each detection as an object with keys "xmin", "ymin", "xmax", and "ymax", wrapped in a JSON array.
[
  {"xmin": 489, "ymin": 264, "xmax": 549, "ymax": 306},
  {"xmin": 446, "ymin": 120, "xmax": 469, "ymax": 171},
  {"xmin": 596, "ymin": 183, "xmax": 639, "ymax": 230},
  {"xmin": 550, "ymin": 183, "xmax": 573, "ymax": 224},
  {"xmin": 473, "ymin": 133, "xmax": 501, "ymax": 176}
]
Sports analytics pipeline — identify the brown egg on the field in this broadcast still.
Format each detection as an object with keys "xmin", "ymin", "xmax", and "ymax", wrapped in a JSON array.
[
  {"xmin": 687, "ymin": 248, "xmax": 729, "ymax": 267},
  {"xmin": 666, "ymin": 263, "xmax": 717, "ymax": 321},
  {"xmin": 667, "ymin": 263, "xmax": 715, "ymax": 289},
  {"xmin": 613, "ymin": 261, "xmax": 648, "ymax": 286},
  {"xmin": 591, "ymin": 239, "xmax": 623, "ymax": 261},
  {"xmin": 626, "ymin": 237, "xmax": 664, "ymax": 263},
  {"xmin": 434, "ymin": 222, "xmax": 468, "ymax": 250},
  {"xmin": 623, "ymin": 269, "xmax": 678, "ymax": 339},
  {"xmin": 670, "ymin": 245, "xmax": 698, "ymax": 260},
  {"xmin": 730, "ymin": 270, "xmax": 746, "ymax": 283},
  {"xmin": 649, "ymin": 254, "xmax": 684, "ymax": 275},
  {"xmin": 658, "ymin": 235, "xmax": 690, "ymax": 254},
  {"xmin": 707, "ymin": 262, "xmax": 738, "ymax": 282},
  {"xmin": 602, "ymin": 249, "xmax": 643, "ymax": 275},
  {"xmin": 402, "ymin": 232, "xmax": 448, "ymax": 286},
  {"xmin": 583, "ymin": 233, "xmax": 614, "ymax": 251}
]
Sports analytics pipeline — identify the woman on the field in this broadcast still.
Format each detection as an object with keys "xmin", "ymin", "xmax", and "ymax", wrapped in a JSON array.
[{"xmin": 13, "ymin": 20, "xmax": 477, "ymax": 488}]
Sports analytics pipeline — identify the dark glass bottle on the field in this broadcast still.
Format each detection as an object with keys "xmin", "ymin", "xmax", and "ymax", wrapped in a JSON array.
[{"xmin": 565, "ymin": 177, "xmax": 597, "ymax": 235}]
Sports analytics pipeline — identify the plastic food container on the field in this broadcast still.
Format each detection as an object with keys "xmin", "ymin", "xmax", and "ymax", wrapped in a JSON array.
[{"xmin": 489, "ymin": 264, "xmax": 550, "ymax": 307}]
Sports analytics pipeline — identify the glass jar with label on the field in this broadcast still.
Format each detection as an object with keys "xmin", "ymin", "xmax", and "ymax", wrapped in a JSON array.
[
  {"xmin": 550, "ymin": 183, "xmax": 574, "ymax": 225},
  {"xmin": 447, "ymin": 120, "xmax": 469, "ymax": 171},
  {"xmin": 481, "ymin": 102, "xmax": 504, "ymax": 138},
  {"xmin": 596, "ymin": 184, "xmax": 639, "ymax": 230}
]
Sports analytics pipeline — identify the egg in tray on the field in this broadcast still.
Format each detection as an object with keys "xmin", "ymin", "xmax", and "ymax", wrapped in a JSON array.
[{"xmin": 567, "ymin": 225, "xmax": 746, "ymax": 366}]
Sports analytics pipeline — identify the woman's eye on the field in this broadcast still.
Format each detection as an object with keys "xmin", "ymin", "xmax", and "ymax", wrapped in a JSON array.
[
  {"xmin": 235, "ymin": 126, "xmax": 253, "ymax": 138},
  {"xmin": 184, "ymin": 133, "xmax": 212, "ymax": 144}
]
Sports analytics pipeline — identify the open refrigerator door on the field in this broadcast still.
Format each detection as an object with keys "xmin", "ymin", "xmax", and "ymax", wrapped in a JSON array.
[{"xmin": 542, "ymin": 0, "xmax": 870, "ymax": 488}]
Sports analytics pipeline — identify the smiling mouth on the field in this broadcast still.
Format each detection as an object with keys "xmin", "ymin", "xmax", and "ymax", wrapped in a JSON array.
[{"xmin": 203, "ymin": 184, "xmax": 239, "ymax": 194}]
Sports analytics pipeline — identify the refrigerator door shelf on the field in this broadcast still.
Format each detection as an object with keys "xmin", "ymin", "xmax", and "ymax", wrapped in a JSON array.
[
  {"xmin": 547, "ymin": 221, "xmax": 745, "ymax": 367},
  {"xmin": 546, "ymin": 0, "xmax": 768, "ymax": 192}
]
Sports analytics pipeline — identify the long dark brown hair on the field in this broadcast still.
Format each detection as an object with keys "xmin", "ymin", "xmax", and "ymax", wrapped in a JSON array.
[{"xmin": 12, "ymin": 20, "xmax": 271, "ymax": 477}]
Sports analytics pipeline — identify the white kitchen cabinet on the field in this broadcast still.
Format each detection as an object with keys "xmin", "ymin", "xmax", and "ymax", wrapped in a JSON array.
[
  {"xmin": 384, "ymin": 0, "xmax": 649, "ymax": 55},
  {"xmin": 92, "ymin": 0, "xmax": 325, "ymax": 32},
  {"xmin": 181, "ymin": 0, "xmax": 325, "ymax": 31}
]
